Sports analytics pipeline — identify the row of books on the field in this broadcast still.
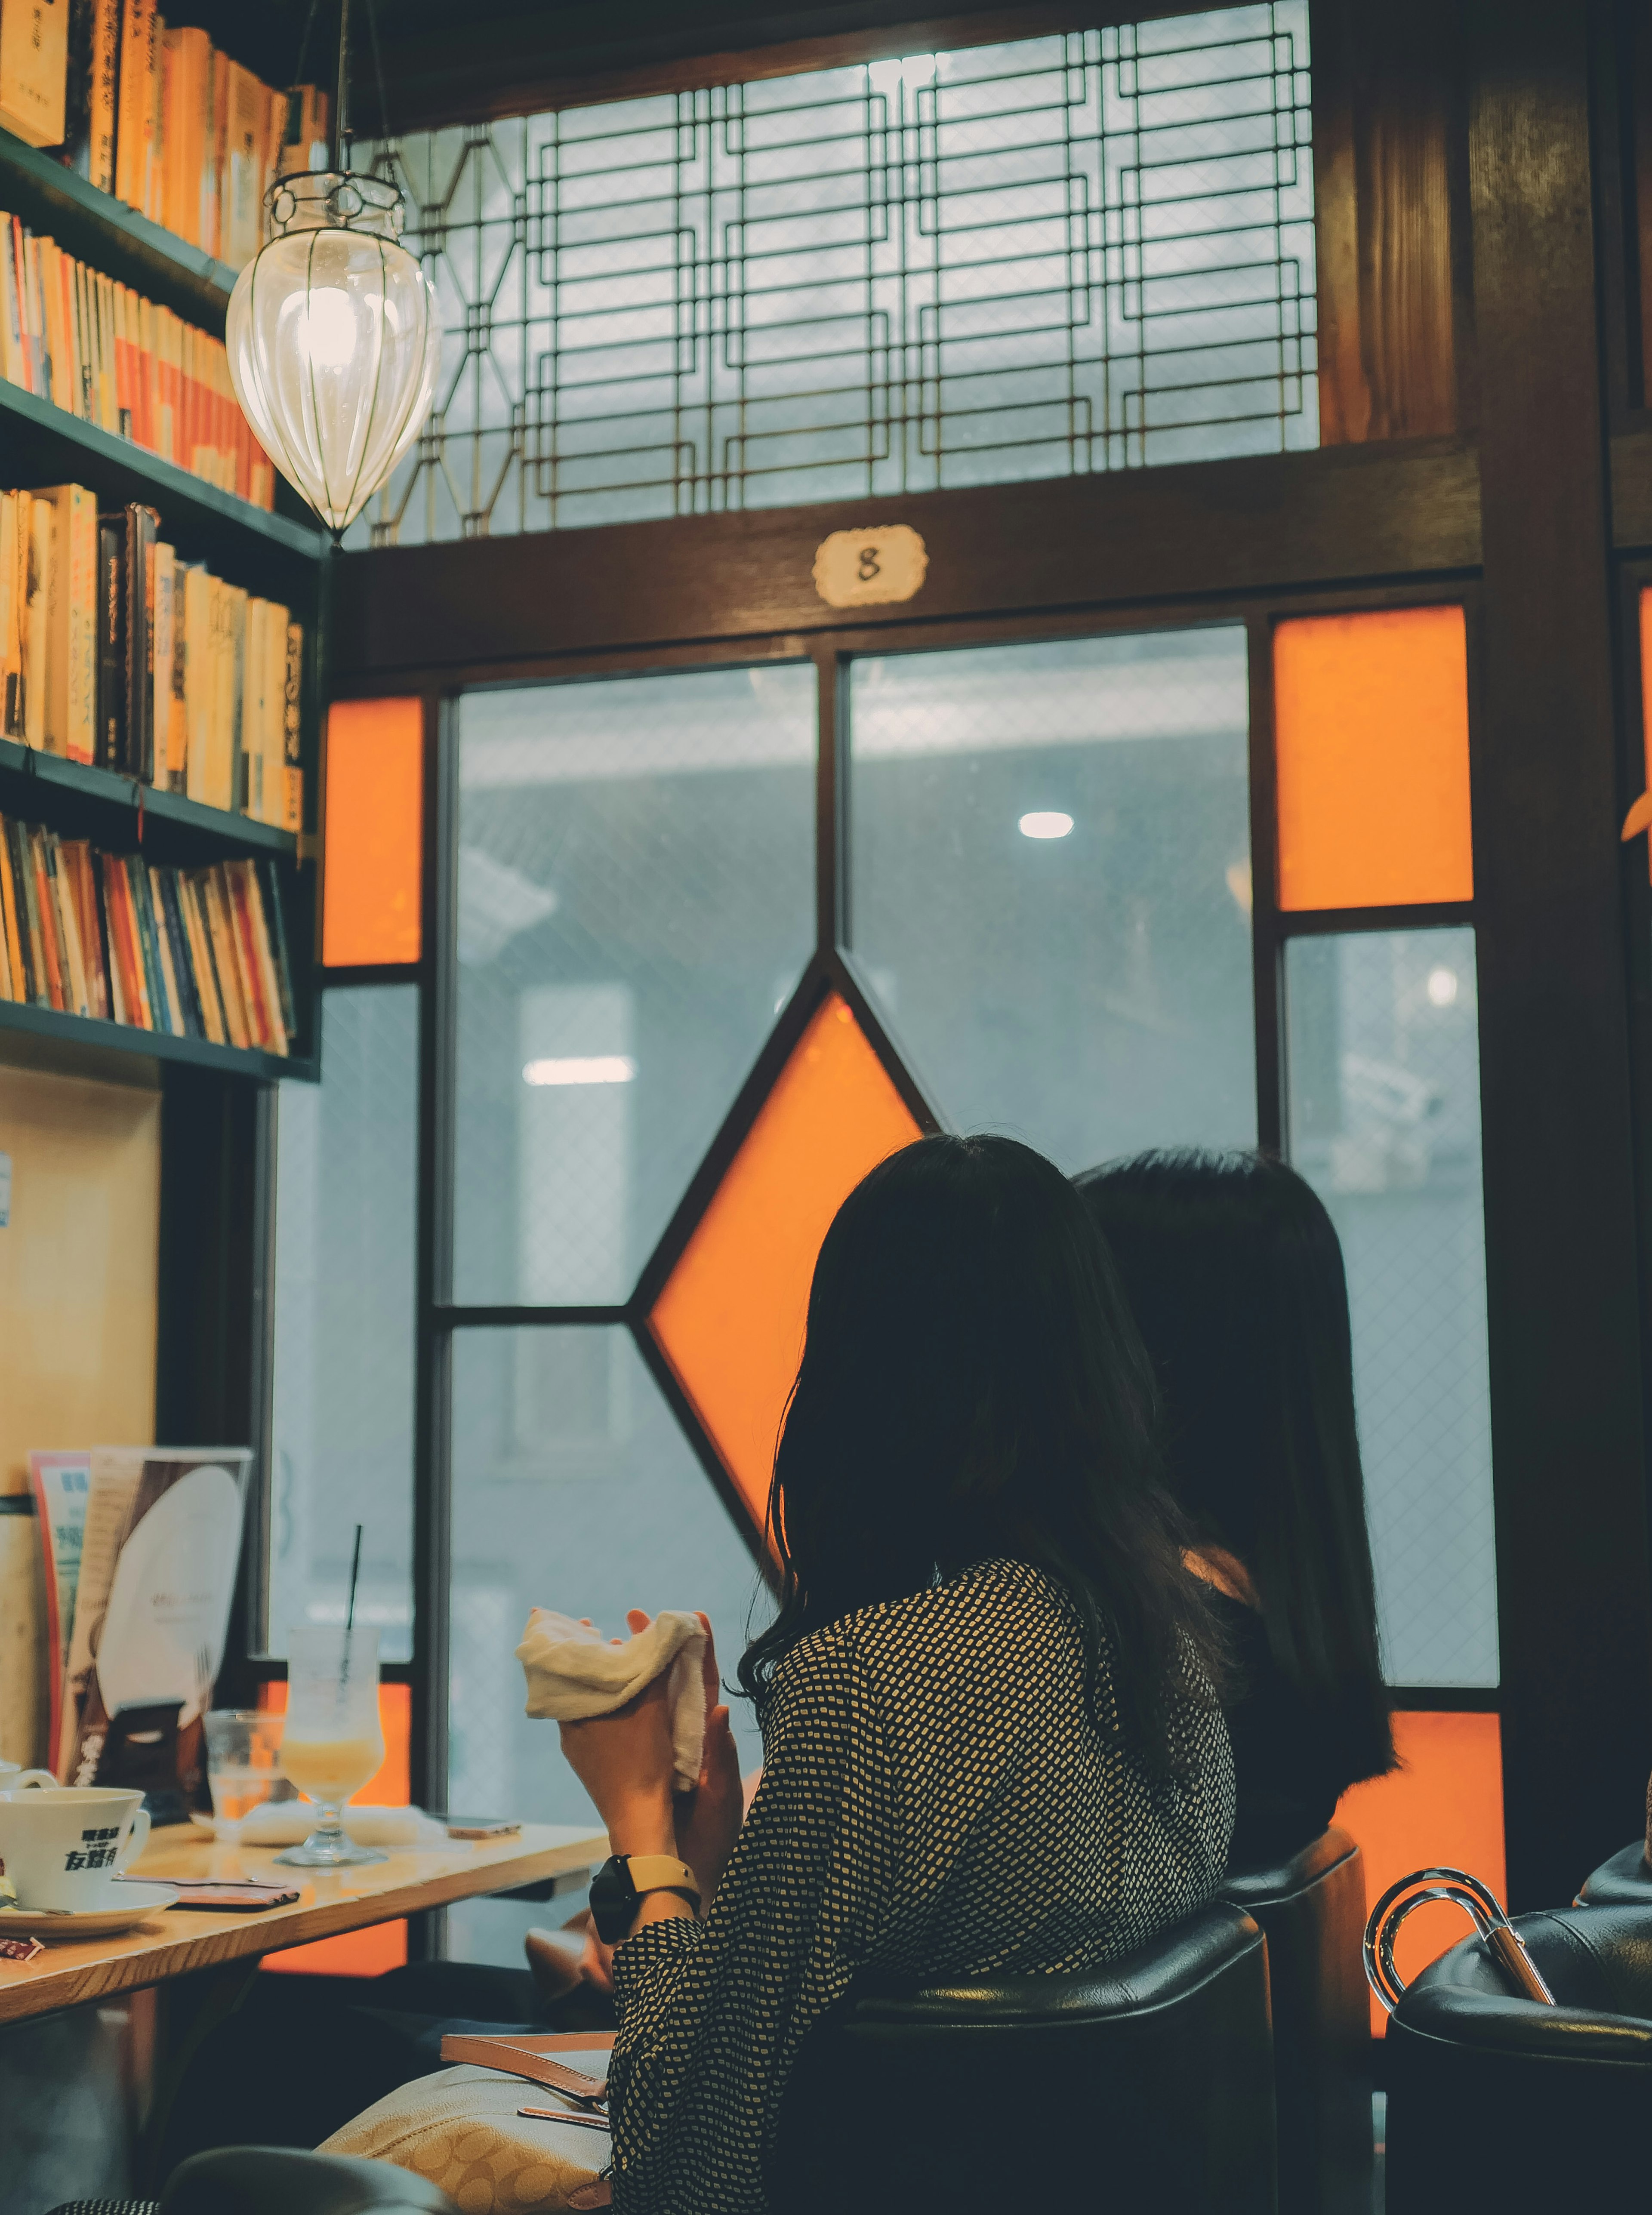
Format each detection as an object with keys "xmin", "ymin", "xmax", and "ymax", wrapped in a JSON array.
[
  {"xmin": 0, "ymin": 813, "xmax": 296, "ymax": 1055},
  {"xmin": 0, "ymin": 2, "xmax": 328, "ymax": 271},
  {"xmin": 1, "ymin": 209, "xmax": 277, "ymax": 507},
  {"xmin": 0, "ymin": 484, "xmax": 302, "ymax": 828}
]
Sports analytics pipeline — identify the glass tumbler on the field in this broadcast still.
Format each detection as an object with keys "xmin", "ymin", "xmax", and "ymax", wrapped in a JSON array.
[
  {"xmin": 203, "ymin": 1708, "xmax": 288, "ymax": 1842},
  {"xmin": 275, "ymin": 1625, "xmax": 387, "ymax": 1867}
]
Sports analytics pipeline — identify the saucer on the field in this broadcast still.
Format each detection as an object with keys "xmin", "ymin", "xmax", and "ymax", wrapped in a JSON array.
[{"xmin": 0, "ymin": 1880, "xmax": 179, "ymax": 1937}]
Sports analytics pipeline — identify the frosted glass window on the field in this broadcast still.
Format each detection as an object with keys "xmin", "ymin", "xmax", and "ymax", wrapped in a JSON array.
[
  {"xmin": 452, "ymin": 665, "xmax": 815, "ymax": 1306},
  {"xmin": 848, "ymin": 627, "xmax": 1255, "ymax": 1167},
  {"xmin": 1285, "ymin": 928, "xmax": 1498, "ymax": 1686},
  {"xmin": 268, "ymin": 987, "xmax": 418, "ymax": 1661},
  {"xmin": 353, "ymin": 3, "xmax": 1315, "ymax": 544},
  {"xmin": 447, "ymin": 1327, "xmax": 767, "ymax": 1824}
]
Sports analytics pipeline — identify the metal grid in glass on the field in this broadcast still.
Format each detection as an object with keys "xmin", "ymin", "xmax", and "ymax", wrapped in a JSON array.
[
  {"xmin": 848, "ymin": 626, "xmax": 1257, "ymax": 1169},
  {"xmin": 447, "ymin": 1326, "xmax": 768, "ymax": 1827},
  {"xmin": 355, "ymin": 1, "xmax": 1314, "ymax": 545},
  {"xmin": 452, "ymin": 664, "xmax": 816, "ymax": 1307},
  {"xmin": 1285, "ymin": 928, "xmax": 1498, "ymax": 1687}
]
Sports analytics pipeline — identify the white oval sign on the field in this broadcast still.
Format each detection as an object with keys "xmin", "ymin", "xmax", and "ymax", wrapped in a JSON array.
[{"xmin": 812, "ymin": 525, "xmax": 929, "ymax": 609}]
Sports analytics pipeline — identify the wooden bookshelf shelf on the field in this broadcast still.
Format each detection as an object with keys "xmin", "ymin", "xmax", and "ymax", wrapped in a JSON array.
[
  {"xmin": 0, "ymin": 736, "xmax": 301, "ymax": 866},
  {"xmin": 0, "ymin": 996, "xmax": 316, "ymax": 1082},
  {"xmin": 0, "ymin": 129, "xmax": 238, "ymax": 332},
  {"xmin": 0, "ymin": 377, "xmax": 325, "ymax": 587}
]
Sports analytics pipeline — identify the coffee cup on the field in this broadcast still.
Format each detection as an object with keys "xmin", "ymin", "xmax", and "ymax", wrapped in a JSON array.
[
  {"xmin": 0, "ymin": 1787, "xmax": 151, "ymax": 1913},
  {"xmin": 0, "ymin": 1761, "xmax": 55, "ymax": 1789}
]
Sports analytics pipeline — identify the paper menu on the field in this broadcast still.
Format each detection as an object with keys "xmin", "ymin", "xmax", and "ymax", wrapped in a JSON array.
[
  {"xmin": 58, "ymin": 1448, "xmax": 143, "ymax": 1780},
  {"xmin": 26, "ymin": 1451, "xmax": 91, "ymax": 1778}
]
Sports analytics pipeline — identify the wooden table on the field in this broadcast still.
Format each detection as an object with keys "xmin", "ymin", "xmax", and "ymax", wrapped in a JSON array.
[{"xmin": 0, "ymin": 1821, "xmax": 608, "ymax": 2024}]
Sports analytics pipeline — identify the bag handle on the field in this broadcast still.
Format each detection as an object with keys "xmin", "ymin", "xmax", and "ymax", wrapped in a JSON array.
[{"xmin": 1363, "ymin": 1865, "xmax": 1556, "ymax": 2012}]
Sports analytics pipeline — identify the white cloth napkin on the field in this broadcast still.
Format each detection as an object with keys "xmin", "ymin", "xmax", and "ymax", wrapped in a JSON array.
[
  {"xmin": 517, "ymin": 1609, "xmax": 706, "ymax": 1791},
  {"xmin": 215, "ymin": 1804, "xmax": 451, "ymax": 1847}
]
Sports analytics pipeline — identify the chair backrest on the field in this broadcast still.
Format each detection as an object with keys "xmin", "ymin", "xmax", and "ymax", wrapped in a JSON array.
[
  {"xmin": 159, "ymin": 2148, "xmax": 459, "ymax": 2215},
  {"xmin": 1385, "ymin": 1906, "xmax": 1652, "ymax": 2215},
  {"xmin": 1577, "ymin": 1839, "xmax": 1652, "ymax": 1907},
  {"xmin": 1222, "ymin": 1827, "xmax": 1370, "ymax": 2215},
  {"xmin": 770, "ymin": 1900, "xmax": 1277, "ymax": 2215}
]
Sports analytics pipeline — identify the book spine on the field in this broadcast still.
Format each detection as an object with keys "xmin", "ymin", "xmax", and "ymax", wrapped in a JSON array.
[
  {"xmin": 255, "ymin": 857, "xmax": 297, "ymax": 1042},
  {"xmin": 179, "ymin": 871, "xmax": 225, "ymax": 1043},
  {"xmin": 95, "ymin": 852, "xmax": 129, "ymax": 1023},
  {"xmin": 22, "ymin": 495, "xmax": 48, "ymax": 749},
  {"xmin": 282, "ymin": 618, "xmax": 303, "ymax": 831},
  {"xmin": 68, "ymin": 486, "xmax": 95, "ymax": 764},
  {"xmin": 235, "ymin": 858, "xmax": 288, "ymax": 1054},
  {"xmin": 88, "ymin": 0, "xmax": 118, "ymax": 194},
  {"xmin": 221, "ymin": 860, "xmax": 270, "ymax": 1046},
  {"xmin": 122, "ymin": 851, "xmax": 165, "ymax": 1030},
  {"xmin": 96, "ymin": 515, "xmax": 122, "ymax": 770},
  {"xmin": 0, "ymin": 0, "xmax": 70, "ymax": 149},
  {"xmin": 6, "ymin": 819, "xmax": 39, "ymax": 1000},
  {"xmin": 157, "ymin": 867, "xmax": 203, "ymax": 1036},
  {"xmin": 0, "ymin": 816, "xmax": 18, "ymax": 999},
  {"xmin": 124, "ymin": 506, "xmax": 154, "ymax": 780},
  {"xmin": 111, "ymin": 850, "xmax": 148, "ymax": 1026},
  {"xmin": 28, "ymin": 826, "xmax": 65, "ymax": 1009},
  {"xmin": 48, "ymin": 835, "xmax": 90, "ymax": 1017},
  {"xmin": 63, "ymin": 843, "xmax": 108, "ymax": 1020},
  {"xmin": 145, "ymin": 863, "xmax": 184, "ymax": 1033},
  {"xmin": 202, "ymin": 865, "xmax": 248, "ymax": 1046}
]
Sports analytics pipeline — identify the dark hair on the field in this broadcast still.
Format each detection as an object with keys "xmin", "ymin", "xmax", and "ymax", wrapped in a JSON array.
[
  {"xmin": 738, "ymin": 1134, "xmax": 1222, "ymax": 1771},
  {"xmin": 1076, "ymin": 1148, "xmax": 1394, "ymax": 1787}
]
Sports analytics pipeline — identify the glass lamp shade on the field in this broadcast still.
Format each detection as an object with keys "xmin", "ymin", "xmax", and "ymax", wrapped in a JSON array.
[{"xmin": 227, "ymin": 172, "xmax": 438, "ymax": 537}]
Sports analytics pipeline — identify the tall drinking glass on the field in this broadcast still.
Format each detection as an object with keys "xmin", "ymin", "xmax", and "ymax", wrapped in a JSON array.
[
  {"xmin": 204, "ymin": 1708, "xmax": 289, "ymax": 1842},
  {"xmin": 275, "ymin": 1625, "xmax": 386, "ymax": 1867}
]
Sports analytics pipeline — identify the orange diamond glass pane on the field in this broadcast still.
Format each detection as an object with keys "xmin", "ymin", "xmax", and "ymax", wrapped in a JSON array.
[
  {"xmin": 1334, "ymin": 1710, "xmax": 1505, "ymax": 2035},
  {"xmin": 1274, "ymin": 607, "xmax": 1473, "ymax": 911},
  {"xmin": 323, "ymin": 698, "xmax": 424, "ymax": 967},
  {"xmin": 649, "ymin": 992, "xmax": 922, "ymax": 1525}
]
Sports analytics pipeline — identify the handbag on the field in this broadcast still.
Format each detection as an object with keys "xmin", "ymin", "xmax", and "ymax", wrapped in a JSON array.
[{"xmin": 1363, "ymin": 1866, "xmax": 1556, "ymax": 2012}]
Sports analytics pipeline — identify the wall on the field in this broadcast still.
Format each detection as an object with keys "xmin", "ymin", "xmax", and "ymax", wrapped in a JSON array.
[{"xmin": 0, "ymin": 1044, "xmax": 161, "ymax": 1769}]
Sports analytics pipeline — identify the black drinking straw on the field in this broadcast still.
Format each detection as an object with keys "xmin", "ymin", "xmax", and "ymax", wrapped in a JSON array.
[
  {"xmin": 345, "ymin": 1523, "xmax": 364, "ymax": 1631},
  {"xmin": 342, "ymin": 1524, "xmax": 364, "ymax": 1682}
]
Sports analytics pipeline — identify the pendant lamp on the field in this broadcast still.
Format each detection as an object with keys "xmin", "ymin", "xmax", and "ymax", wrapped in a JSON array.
[{"xmin": 225, "ymin": 0, "xmax": 438, "ymax": 541}]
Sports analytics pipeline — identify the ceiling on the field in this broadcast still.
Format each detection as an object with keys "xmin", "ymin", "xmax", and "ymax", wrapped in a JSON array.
[{"xmin": 169, "ymin": 0, "xmax": 1079, "ymax": 133}]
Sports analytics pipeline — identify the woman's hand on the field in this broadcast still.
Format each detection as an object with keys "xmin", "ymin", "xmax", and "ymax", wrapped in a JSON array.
[
  {"xmin": 558, "ymin": 1649, "xmax": 678, "ymax": 1858},
  {"xmin": 672, "ymin": 1612, "xmax": 746, "ymax": 1904}
]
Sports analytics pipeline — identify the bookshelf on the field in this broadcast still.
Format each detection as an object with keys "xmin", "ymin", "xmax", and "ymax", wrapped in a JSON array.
[
  {"xmin": 0, "ymin": 994, "xmax": 314, "ymax": 1082},
  {"xmin": 0, "ymin": 134, "xmax": 327, "ymax": 1086},
  {"xmin": 0, "ymin": 734, "xmax": 298, "ymax": 861},
  {"xmin": 0, "ymin": 129, "xmax": 239, "ymax": 334}
]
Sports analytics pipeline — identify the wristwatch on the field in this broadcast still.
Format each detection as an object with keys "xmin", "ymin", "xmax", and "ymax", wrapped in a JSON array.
[{"xmin": 589, "ymin": 1853, "xmax": 701, "ymax": 1943}]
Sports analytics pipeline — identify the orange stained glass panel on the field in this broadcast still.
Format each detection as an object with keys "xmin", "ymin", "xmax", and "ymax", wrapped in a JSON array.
[
  {"xmin": 1630, "ymin": 589, "xmax": 1639, "ymax": 881},
  {"xmin": 1273, "ymin": 606, "xmax": 1473, "ymax": 911},
  {"xmin": 1639, "ymin": 590, "xmax": 1652, "ymax": 883},
  {"xmin": 1334, "ymin": 1708, "xmax": 1505, "ymax": 2036},
  {"xmin": 649, "ymin": 991, "xmax": 924, "ymax": 1527},
  {"xmin": 322, "ymin": 698, "xmax": 424, "ymax": 967},
  {"xmin": 258, "ymin": 1679, "xmax": 412, "ymax": 1977}
]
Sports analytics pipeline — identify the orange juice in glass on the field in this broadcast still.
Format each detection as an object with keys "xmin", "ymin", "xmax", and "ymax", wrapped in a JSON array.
[{"xmin": 276, "ymin": 1625, "xmax": 386, "ymax": 1867}]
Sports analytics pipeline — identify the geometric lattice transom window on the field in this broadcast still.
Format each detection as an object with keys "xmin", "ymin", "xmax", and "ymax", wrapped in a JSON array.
[{"xmin": 357, "ymin": 1, "xmax": 1315, "ymax": 545}]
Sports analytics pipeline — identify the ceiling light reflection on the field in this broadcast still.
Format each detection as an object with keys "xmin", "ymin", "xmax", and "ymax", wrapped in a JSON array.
[
  {"xmin": 523, "ymin": 1056, "xmax": 637, "ymax": 1086},
  {"xmin": 1019, "ymin": 811, "xmax": 1074, "ymax": 840}
]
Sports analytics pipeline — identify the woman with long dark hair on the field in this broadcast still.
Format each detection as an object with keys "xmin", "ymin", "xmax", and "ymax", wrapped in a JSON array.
[
  {"xmin": 1076, "ymin": 1148, "xmax": 1396, "ymax": 1869},
  {"xmin": 558, "ymin": 1133, "xmax": 1234, "ymax": 2214}
]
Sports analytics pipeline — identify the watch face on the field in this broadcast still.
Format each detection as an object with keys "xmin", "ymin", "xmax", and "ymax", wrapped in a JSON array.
[{"xmin": 590, "ymin": 1854, "xmax": 640, "ymax": 1943}]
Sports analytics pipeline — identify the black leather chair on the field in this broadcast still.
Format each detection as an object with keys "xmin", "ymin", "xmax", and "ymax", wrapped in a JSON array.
[
  {"xmin": 770, "ymin": 1900, "xmax": 1277, "ymax": 2215},
  {"xmin": 47, "ymin": 2147, "xmax": 458, "ymax": 2215},
  {"xmin": 1223, "ymin": 1828, "xmax": 1370, "ymax": 2215},
  {"xmin": 1384, "ymin": 1904, "xmax": 1652, "ymax": 2215},
  {"xmin": 1577, "ymin": 1838, "xmax": 1652, "ymax": 1905}
]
